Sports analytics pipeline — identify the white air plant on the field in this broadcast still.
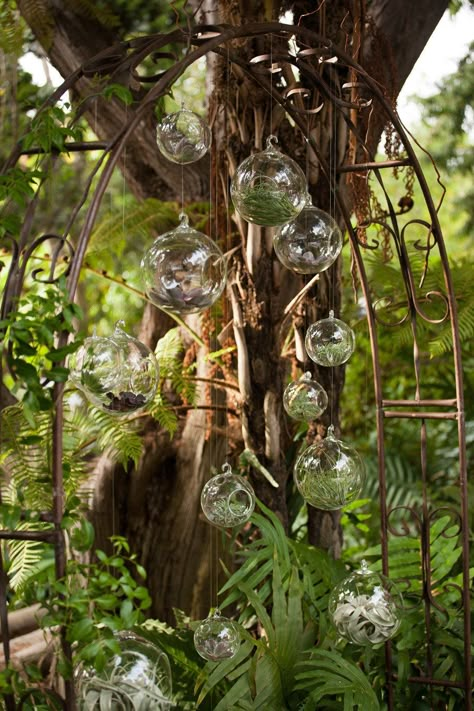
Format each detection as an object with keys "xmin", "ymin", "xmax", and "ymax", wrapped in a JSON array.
[{"xmin": 329, "ymin": 560, "xmax": 402, "ymax": 646}]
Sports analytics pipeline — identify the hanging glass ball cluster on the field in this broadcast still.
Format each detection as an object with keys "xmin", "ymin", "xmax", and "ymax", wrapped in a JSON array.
[
  {"xmin": 231, "ymin": 135, "xmax": 307, "ymax": 226},
  {"xmin": 294, "ymin": 425, "xmax": 365, "ymax": 510},
  {"xmin": 305, "ymin": 310, "xmax": 355, "ymax": 367},
  {"xmin": 194, "ymin": 610, "xmax": 240, "ymax": 662},
  {"xmin": 201, "ymin": 462, "xmax": 255, "ymax": 528},
  {"xmin": 141, "ymin": 212, "xmax": 226, "ymax": 314},
  {"xmin": 75, "ymin": 631, "xmax": 173, "ymax": 709},
  {"xmin": 69, "ymin": 322, "xmax": 159, "ymax": 414},
  {"xmin": 156, "ymin": 107, "xmax": 211, "ymax": 164},
  {"xmin": 273, "ymin": 194, "xmax": 343, "ymax": 274},
  {"xmin": 328, "ymin": 561, "xmax": 402, "ymax": 646},
  {"xmin": 283, "ymin": 372, "xmax": 328, "ymax": 421}
]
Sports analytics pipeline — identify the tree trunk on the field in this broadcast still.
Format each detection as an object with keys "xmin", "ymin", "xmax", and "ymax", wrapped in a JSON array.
[{"xmin": 16, "ymin": 0, "xmax": 450, "ymax": 620}]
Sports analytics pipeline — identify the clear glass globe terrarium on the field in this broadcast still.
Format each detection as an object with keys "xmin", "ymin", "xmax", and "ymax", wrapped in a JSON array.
[
  {"xmin": 305, "ymin": 310, "xmax": 355, "ymax": 367},
  {"xmin": 283, "ymin": 372, "xmax": 328, "ymax": 422},
  {"xmin": 231, "ymin": 135, "xmax": 307, "ymax": 226},
  {"xmin": 156, "ymin": 106, "xmax": 211, "ymax": 164},
  {"xmin": 141, "ymin": 213, "xmax": 227, "ymax": 314},
  {"xmin": 194, "ymin": 609, "xmax": 240, "ymax": 662},
  {"xmin": 75, "ymin": 631, "xmax": 173, "ymax": 709},
  {"xmin": 201, "ymin": 462, "xmax": 255, "ymax": 528},
  {"xmin": 328, "ymin": 560, "xmax": 403, "ymax": 646},
  {"xmin": 273, "ymin": 194, "xmax": 343, "ymax": 274},
  {"xmin": 294, "ymin": 425, "xmax": 365, "ymax": 510},
  {"xmin": 68, "ymin": 322, "xmax": 159, "ymax": 415}
]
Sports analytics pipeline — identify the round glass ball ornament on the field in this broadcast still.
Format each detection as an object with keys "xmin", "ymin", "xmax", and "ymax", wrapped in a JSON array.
[
  {"xmin": 68, "ymin": 322, "xmax": 159, "ymax": 415},
  {"xmin": 194, "ymin": 610, "xmax": 240, "ymax": 662},
  {"xmin": 75, "ymin": 631, "xmax": 173, "ymax": 709},
  {"xmin": 141, "ymin": 213, "xmax": 226, "ymax": 314},
  {"xmin": 283, "ymin": 372, "xmax": 328, "ymax": 422},
  {"xmin": 156, "ymin": 107, "xmax": 211, "ymax": 164},
  {"xmin": 230, "ymin": 135, "xmax": 307, "ymax": 226},
  {"xmin": 305, "ymin": 310, "xmax": 355, "ymax": 367},
  {"xmin": 273, "ymin": 195, "xmax": 343, "ymax": 274},
  {"xmin": 201, "ymin": 463, "xmax": 255, "ymax": 528},
  {"xmin": 293, "ymin": 425, "xmax": 365, "ymax": 510},
  {"xmin": 328, "ymin": 560, "xmax": 402, "ymax": 646}
]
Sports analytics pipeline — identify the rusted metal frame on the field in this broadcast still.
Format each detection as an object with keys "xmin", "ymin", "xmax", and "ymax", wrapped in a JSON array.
[
  {"xmin": 382, "ymin": 399, "xmax": 457, "ymax": 407},
  {"xmin": 0, "ymin": 547, "xmax": 15, "ymax": 711},
  {"xmin": 17, "ymin": 141, "xmax": 109, "ymax": 156},
  {"xmin": 383, "ymin": 411, "xmax": 458, "ymax": 420},
  {"xmin": 419, "ymin": 420, "xmax": 434, "ymax": 697},
  {"xmin": 0, "ymin": 530, "xmax": 55, "ymax": 542},
  {"xmin": 391, "ymin": 674, "xmax": 465, "ymax": 689},
  {"xmin": 338, "ymin": 159, "xmax": 411, "ymax": 173}
]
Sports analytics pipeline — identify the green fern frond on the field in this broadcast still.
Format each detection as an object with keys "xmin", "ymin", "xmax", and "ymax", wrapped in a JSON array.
[
  {"xmin": 88, "ymin": 407, "xmax": 144, "ymax": 468},
  {"xmin": 5, "ymin": 522, "xmax": 52, "ymax": 591},
  {"xmin": 0, "ymin": 4, "xmax": 24, "ymax": 55},
  {"xmin": 148, "ymin": 392, "xmax": 178, "ymax": 436}
]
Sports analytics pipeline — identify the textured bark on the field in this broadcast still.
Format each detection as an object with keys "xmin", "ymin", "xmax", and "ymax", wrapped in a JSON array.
[{"xmin": 17, "ymin": 0, "xmax": 452, "ymax": 617}]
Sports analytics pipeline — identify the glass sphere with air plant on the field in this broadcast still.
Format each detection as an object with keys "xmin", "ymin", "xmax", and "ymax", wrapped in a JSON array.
[
  {"xmin": 294, "ymin": 425, "xmax": 365, "ymax": 510},
  {"xmin": 328, "ymin": 561, "xmax": 403, "ymax": 646},
  {"xmin": 231, "ymin": 135, "xmax": 307, "ymax": 226},
  {"xmin": 75, "ymin": 631, "xmax": 173, "ymax": 709},
  {"xmin": 283, "ymin": 372, "xmax": 328, "ymax": 421},
  {"xmin": 305, "ymin": 310, "xmax": 355, "ymax": 367},
  {"xmin": 156, "ymin": 107, "xmax": 211, "ymax": 164},
  {"xmin": 201, "ymin": 463, "xmax": 255, "ymax": 528},
  {"xmin": 194, "ymin": 610, "xmax": 240, "ymax": 662}
]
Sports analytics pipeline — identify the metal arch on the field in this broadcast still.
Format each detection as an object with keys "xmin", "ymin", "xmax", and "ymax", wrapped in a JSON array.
[{"xmin": 0, "ymin": 21, "xmax": 470, "ymax": 709}]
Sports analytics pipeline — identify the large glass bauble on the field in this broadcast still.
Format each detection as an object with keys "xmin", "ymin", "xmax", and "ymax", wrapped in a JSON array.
[
  {"xmin": 328, "ymin": 561, "xmax": 402, "ymax": 646},
  {"xmin": 156, "ymin": 108, "xmax": 211, "ymax": 164},
  {"xmin": 294, "ymin": 425, "xmax": 365, "ymax": 509},
  {"xmin": 230, "ymin": 135, "xmax": 307, "ymax": 226},
  {"xmin": 201, "ymin": 463, "xmax": 255, "ymax": 528},
  {"xmin": 194, "ymin": 611, "xmax": 240, "ymax": 662},
  {"xmin": 283, "ymin": 372, "xmax": 328, "ymax": 421},
  {"xmin": 305, "ymin": 310, "xmax": 355, "ymax": 366},
  {"xmin": 273, "ymin": 196, "xmax": 343, "ymax": 273},
  {"xmin": 141, "ymin": 213, "xmax": 226, "ymax": 314},
  {"xmin": 75, "ymin": 631, "xmax": 173, "ymax": 709},
  {"xmin": 69, "ymin": 322, "xmax": 159, "ymax": 415}
]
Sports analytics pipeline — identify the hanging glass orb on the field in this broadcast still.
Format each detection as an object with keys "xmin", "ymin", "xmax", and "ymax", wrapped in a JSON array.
[
  {"xmin": 194, "ymin": 610, "xmax": 240, "ymax": 662},
  {"xmin": 293, "ymin": 425, "xmax": 365, "ymax": 510},
  {"xmin": 230, "ymin": 135, "xmax": 307, "ymax": 226},
  {"xmin": 305, "ymin": 310, "xmax": 355, "ymax": 367},
  {"xmin": 75, "ymin": 631, "xmax": 173, "ymax": 709},
  {"xmin": 141, "ymin": 213, "xmax": 226, "ymax": 314},
  {"xmin": 156, "ymin": 107, "xmax": 211, "ymax": 164},
  {"xmin": 201, "ymin": 462, "xmax": 255, "ymax": 528},
  {"xmin": 273, "ymin": 194, "xmax": 343, "ymax": 273},
  {"xmin": 328, "ymin": 561, "xmax": 402, "ymax": 646},
  {"xmin": 283, "ymin": 372, "xmax": 328, "ymax": 421},
  {"xmin": 69, "ymin": 322, "xmax": 159, "ymax": 415}
]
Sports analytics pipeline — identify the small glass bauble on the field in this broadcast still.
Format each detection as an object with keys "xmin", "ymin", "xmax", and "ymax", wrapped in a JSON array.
[
  {"xmin": 194, "ymin": 610, "xmax": 240, "ymax": 662},
  {"xmin": 230, "ymin": 135, "xmax": 307, "ymax": 226},
  {"xmin": 201, "ymin": 463, "xmax": 255, "ymax": 528},
  {"xmin": 294, "ymin": 425, "xmax": 365, "ymax": 510},
  {"xmin": 141, "ymin": 213, "xmax": 226, "ymax": 314},
  {"xmin": 328, "ymin": 561, "xmax": 402, "ymax": 646},
  {"xmin": 68, "ymin": 322, "xmax": 159, "ymax": 415},
  {"xmin": 273, "ymin": 195, "xmax": 343, "ymax": 273},
  {"xmin": 283, "ymin": 372, "xmax": 328, "ymax": 422},
  {"xmin": 75, "ymin": 631, "xmax": 173, "ymax": 709},
  {"xmin": 156, "ymin": 107, "xmax": 211, "ymax": 164},
  {"xmin": 305, "ymin": 310, "xmax": 355, "ymax": 366}
]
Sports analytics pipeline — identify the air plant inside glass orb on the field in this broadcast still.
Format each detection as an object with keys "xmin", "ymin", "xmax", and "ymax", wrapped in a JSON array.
[
  {"xmin": 141, "ymin": 212, "xmax": 226, "ymax": 314},
  {"xmin": 201, "ymin": 462, "xmax": 255, "ymax": 528},
  {"xmin": 75, "ymin": 631, "xmax": 173, "ymax": 709},
  {"xmin": 273, "ymin": 194, "xmax": 343, "ymax": 273},
  {"xmin": 305, "ymin": 310, "xmax": 355, "ymax": 367},
  {"xmin": 283, "ymin": 372, "xmax": 328, "ymax": 421},
  {"xmin": 194, "ymin": 610, "xmax": 240, "ymax": 662},
  {"xmin": 156, "ymin": 107, "xmax": 211, "ymax": 164},
  {"xmin": 328, "ymin": 561, "xmax": 402, "ymax": 646},
  {"xmin": 68, "ymin": 322, "xmax": 159, "ymax": 415},
  {"xmin": 231, "ymin": 135, "xmax": 307, "ymax": 226},
  {"xmin": 293, "ymin": 425, "xmax": 365, "ymax": 510}
]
